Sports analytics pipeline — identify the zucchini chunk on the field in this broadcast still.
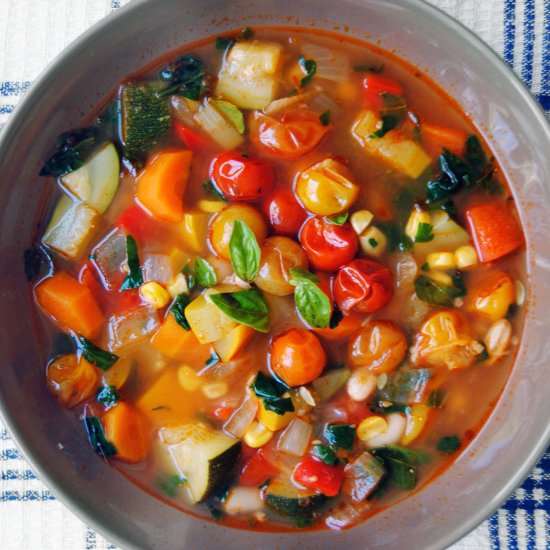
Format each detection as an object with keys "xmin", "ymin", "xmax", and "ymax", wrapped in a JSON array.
[
  {"xmin": 121, "ymin": 82, "xmax": 171, "ymax": 158},
  {"xmin": 264, "ymin": 479, "xmax": 327, "ymax": 517},
  {"xmin": 162, "ymin": 423, "xmax": 241, "ymax": 503}
]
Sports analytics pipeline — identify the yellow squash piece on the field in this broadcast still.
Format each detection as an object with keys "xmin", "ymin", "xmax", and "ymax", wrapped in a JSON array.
[
  {"xmin": 257, "ymin": 399, "xmax": 295, "ymax": 432},
  {"xmin": 185, "ymin": 292, "xmax": 237, "ymax": 344},
  {"xmin": 470, "ymin": 272, "xmax": 515, "ymax": 321},
  {"xmin": 180, "ymin": 211, "xmax": 211, "ymax": 253},
  {"xmin": 213, "ymin": 324, "xmax": 255, "ymax": 362}
]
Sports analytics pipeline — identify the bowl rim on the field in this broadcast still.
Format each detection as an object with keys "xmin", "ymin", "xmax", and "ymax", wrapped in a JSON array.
[{"xmin": 1, "ymin": 0, "xmax": 549, "ymax": 548}]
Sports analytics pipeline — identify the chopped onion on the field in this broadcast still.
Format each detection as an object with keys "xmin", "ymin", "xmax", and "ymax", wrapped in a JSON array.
[
  {"xmin": 91, "ymin": 229, "xmax": 127, "ymax": 291},
  {"xmin": 277, "ymin": 418, "xmax": 312, "ymax": 457},
  {"xmin": 395, "ymin": 253, "xmax": 418, "ymax": 289},
  {"xmin": 401, "ymin": 292, "xmax": 431, "ymax": 330},
  {"xmin": 224, "ymin": 487, "xmax": 264, "ymax": 515},
  {"xmin": 224, "ymin": 396, "xmax": 258, "ymax": 438},
  {"xmin": 195, "ymin": 99, "xmax": 244, "ymax": 150},
  {"xmin": 108, "ymin": 306, "xmax": 160, "ymax": 351},
  {"xmin": 325, "ymin": 500, "xmax": 371, "ymax": 530},
  {"xmin": 170, "ymin": 95, "xmax": 199, "ymax": 127},
  {"xmin": 263, "ymin": 93, "xmax": 313, "ymax": 116},
  {"xmin": 309, "ymin": 90, "xmax": 342, "ymax": 115},
  {"xmin": 142, "ymin": 254, "xmax": 176, "ymax": 284},
  {"xmin": 301, "ymin": 42, "xmax": 350, "ymax": 82}
]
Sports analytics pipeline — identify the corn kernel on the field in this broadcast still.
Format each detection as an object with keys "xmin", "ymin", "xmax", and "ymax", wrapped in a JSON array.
[
  {"xmin": 427, "ymin": 270, "xmax": 454, "ymax": 287},
  {"xmin": 350, "ymin": 209, "xmax": 374, "ymax": 236},
  {"xmin": 484, "ymin": 319, "xmax": 512, "ymax": 361},
  {"xmin": 427, "ymin": 251, "xmax": 455, "ymax": 271},
  {"xmin": 455, "ymin": 245, "xmax": 478, "ymax": 270},
  {"xmin": 201, "ymin": 381, "xmax": 228, "ymax": 399},
  {"xmin": 178, "ymin": 365, "xmax": 202, "ymax": 392},
  {"xmin": 258, "ymin": 399, "xmax": 294, "ymax": 431},
  {"xmin": 359, "ymin": 226, "xmax": 387, "ymax": 258},
  {"xmin": 405, "ymin": 207, "xmax": 431, "ymax": 241},
  {"xmin": 140, "ymin": 281, "xmax": 171, "ymax": 309},
  {"xmin": 167, "ymin": 273, "xmax": 189, "ymax": 298},
  {"xmin": 198, "ymin": 199, "xmax": 225, "ymax": 213},
  {"xmin": 243, "ymin": 421, "xmax": 274, "ymax": 448},
  {"xmin": 357, "ymin": 416, "xmax": 387, "ymax": 441}
]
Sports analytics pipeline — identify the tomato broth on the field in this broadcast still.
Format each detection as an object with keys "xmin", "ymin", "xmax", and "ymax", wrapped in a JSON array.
[{"xmin": 30, "ymin": 28, "xmax": 525, "ymax": 531}]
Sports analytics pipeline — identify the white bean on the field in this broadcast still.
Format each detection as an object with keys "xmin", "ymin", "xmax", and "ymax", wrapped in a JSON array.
[{"xmin": 346, "ymin": 368, "xmax": 378, "ymax": 402}]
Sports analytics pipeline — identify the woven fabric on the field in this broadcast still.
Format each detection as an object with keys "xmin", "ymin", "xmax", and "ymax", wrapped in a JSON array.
[{"xmin": 0, "ymin": 1, "xmax": 548, "ymax": 548}]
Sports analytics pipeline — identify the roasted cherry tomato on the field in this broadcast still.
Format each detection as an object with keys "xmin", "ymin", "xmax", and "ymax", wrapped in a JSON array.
[
  {"xmin": 262, "ymin": 188, "xmax": 307, "ymax": 236},
  {"xmin": 293, "ymin": 457, "xmax": 345, "ymax": 497},
  {"xmin": 270, "ymin": 328, "xmax": 326, "ymax": 387},
  {"xmin": 334, "ymin": 258, "xmax": 393, "ymax": 313},
  {"xmin": 250, "ymin": 109, "xmax": 329, "ymax": 158},
  {"xmin": 240, "ymin": 448, "xmax": 280, "ymax": 487},
  {"xmin": 209, "ymin": 151, "xmax": 274, "ymax": 202},
  {"xmin": 299, "ymin": 217, "xmax": 359, "ymax": 272}
]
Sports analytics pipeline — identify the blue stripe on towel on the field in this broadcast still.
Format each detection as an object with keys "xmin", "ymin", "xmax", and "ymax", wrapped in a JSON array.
[
  {"xmin": 0, "ymin": 81, "xmax": 31, "ymax": 97},
  {"xmin": 522, "ymin": 0, "xmax": 536, "ymax": 87},
  {"xmin": 543, "ymin": 1, "xmax": 550, "ymax": 93},
  {"xmin": 0, "ymin": 490, "xmax": 55, "ymax": 502},
  {"xmin": 504, "ymin": 0, "xmax": 517, "ymax": 67}
]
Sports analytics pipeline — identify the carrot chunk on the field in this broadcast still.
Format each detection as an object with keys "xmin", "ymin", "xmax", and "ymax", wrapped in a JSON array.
[
  {"xmin": 102, "ymin": 402, "xmax": 150, "ymax": 463},
  {"xmin": 35, "ymin": 272, "xmax": 104, "ymax": 338},
  {"xmin": 465, "ymin": 203, "xmax": 524, "ymax": 263},
  {"xmin": 136, "ymin": 149, "xmax": 193, "ymax": 223},
  {"xmin": 421, "ymin": 122, "xmax": 467, "ymax": 158}
]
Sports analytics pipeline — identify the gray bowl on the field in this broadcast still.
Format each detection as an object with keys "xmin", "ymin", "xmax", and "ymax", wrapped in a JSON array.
[{"xmin": 1, "ymin": 0, "xmax": 550, "ymax": 548}]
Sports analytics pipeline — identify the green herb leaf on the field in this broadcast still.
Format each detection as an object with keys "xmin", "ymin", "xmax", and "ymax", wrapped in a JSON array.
[
  {"xmin": 210, "ymin": 289, "xmax": 269, "ymax": 332},
  {"xmin": 380, "ymin": 93, "xmax": 407, "ymax": 118},
  {"xmin": 319, "ymin": 110, "xmax": 331, "ymax": 126},
  {"xmin": 263, "ymin": 397, "xmax": 295, "ymax": 415},
  {"xmin": 380, "ymin": 369, "xmax": 433, "ymax": 404},
  {"xmin": 437, "ymin": 435, "xmax": 461, "ymax": 454},
  {"xmin": 312, "ymin": 444, "xmax": 338, "ymax": 466},
  {"xmin": 324, "ymin": 424, "xmax": 356, "ymax": 451},
  {"xmin": 194, "ymin": 257, "xmax": 217, "ymax": 288},
  {"xmin": 212, "ymin": 99, "xmax": 245, "ymax": 134},
  {"xmin": 420, "ymin": 262, "xmax": 429, "ymax": 272},
  {"xmin": 451, "ymin": 270, "xmax": 467, "ymax": 297},
  {"xmin": 120, "ymin": 235, "xmax": 143, "ymax": 290},
  {"xmin": 96, "ymin": 385, "xmax": 121, "ymax": 408},
  {"xmin": 159, "ymin": 54, "xmax": 205, "ymax": 100},
  {"xmin": 465, "ymin": 135, "xmax": 485, "ymax": 167},
  {"xmin": 78, "ymin": 337, "xmax": 119, "ymax": 371},
  {"xmin": 372, "ymin": 445, "xmax": 430, "ymax": 490},
  {"xmin": 288, "ymin": 268, "xmax": 331, "ymax": 329},
  {"xmin": 229, "ymin": 220, "xmax": 261, "ymax": 282},
  {"xmin": 157, "ymin": 474, "xmax": 187, "ymax": 497},
  {"xmin": 205, "ymin": 351, "xmax": 220, "ymax": 368},
  {"xmin": 288, "ymin": 267, "xmax": 319, "ymax": 284},
  {"xmin": 379, "ymin": 222, "xmax": 413, "ymax": 252},
  {"xmin": 216, "ymin": 36, "xmax": 235, "ymax": 51},
  {"xmin": 83, "ymin": 416, "xmax": 116, "ymax": 458},
  {"xmin": 24, "ymin": 244, "xmax": 52, "ymax": 282},
  {"xmin": 414, "ymin": 222, "xmax": 434, "ymax": 243},
  {"xmin": 427, "ymin": 389, "xmax": 447, "ymax": 408},
  {"xmin": 414, "ymin": 275, "xmax": 463, "ymax": 307},
  {"xmin": 203, "ymin": 178, "xmax": 227, "ymax": 202},
  {"xmin": 240, "ymin": 27, "xmax": 254, "ymax": 40},
  {"xmin": 369, "ymin": 115, "xmax": 398, "ymax": 139},
  {"xmin": 368, "ymin": 237, "xmax": 379, "ymax": 248},
  {"xmin": 326, "ymin": 212, "xmax": 349, "ymax": 226},
  {"xmin": 170, "ymin": 293, "xmax": 191, "ymax": 330},
  {"xmin": 298, "ymin": 56, "xmax": 317, "ymax": 88},
  {"xmin": 251, "ymin": 371, "xmax": 294, "ymax": 416}
]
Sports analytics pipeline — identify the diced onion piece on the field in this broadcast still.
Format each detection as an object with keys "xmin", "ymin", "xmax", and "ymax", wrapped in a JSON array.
[
  {"xmin": 224, "ymin": 396, "xmax": 258, "ymax": 438},
  {"xmin": 277, "ymin": 418, "xmax": 312, "ymax": 457},
  {"xmin": 195, "ymin": 99, "xmax": 244, "ymax": 150},
  {"xmin": 263, "ymin": 93, "xmax": 313, "ymax": 116},
  {"xmin": 363, "ymin": 413, "xmax": 406, "ymax": 448},
  {"xmin": 142, "ymin": 254, "xmax": 177, "ymax": 284},
  {"xmin": 309, "ymin": 90, "xmax": 342, "ymax": 116},
  {"xmin": 325, "ymin": 500, "xmax": 371, "ymax": 530},
  {"xmin": 301, "ymin": 42, "xmax": 350, "ymax": 82},
  {"xmin": 170, "ymin": 95, "xmax": 199, "ymax": 127},
  {"xmin": 43, "ymin": 196, "xmax": 99, "ymax": 260},
  {"xmin": 91, "ymin": 229, "xmax": 127, "ymax": 290},
  {"xmin": 224, "ymin": 486, "xmax": 264, "ymax": 515},
  {"xmin": 312, "ymin": 368, "xmax": 351, "ymax": 401},
  {"xmin": 108, "ymin": 306, "xmax": 160, "ymax": 351},
  {"xmin": 395, "ymin": 253, "xmax": 418, "ymax": 289},
  {"xmin": 401, "ymin": 292, "xmax": 431, "ymax": 330}
]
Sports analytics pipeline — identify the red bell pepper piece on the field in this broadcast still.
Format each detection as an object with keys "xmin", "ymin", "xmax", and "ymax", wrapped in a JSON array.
[
  {"xmin": 362, "ymin": 74, "xmax": 405, "ymax": 110},
  {"xmin": 173, "ymin": 123, "xmax": 207, "ymax": 152},
  {"xmin": 115, "ymin": 206, "xmax": 162, "ymax": 243},
  {"xmin": 465, "ymin": 203, "xmax": 524, "ymax": 263},
  {"xmin": 240, "ymin": 448, "xmax": 280, "ymax": 487},
  {"xmin": 293, "ymin": 457, "xmax": 345, "ymax": 497}
]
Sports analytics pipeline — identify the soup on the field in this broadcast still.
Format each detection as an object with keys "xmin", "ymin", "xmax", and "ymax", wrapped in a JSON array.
[{"xmin": 28, "ymin": 27, "xmax": 525, "ymax": 531}]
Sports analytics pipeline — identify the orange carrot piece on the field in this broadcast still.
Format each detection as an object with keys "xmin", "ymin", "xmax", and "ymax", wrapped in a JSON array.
[
  {"xmin": 465, "ymin": 203, "xmax": 524, "ymax": 263},
  {"xmin": 35, "ymin": 272, "xmax": 104, "ymax": 338},
  {"xmin": 421, "ymin": 122, "xmax": 467, "ymax": 158},
  {"xmin": 102, "ymin": 402, "xmax": 150, "ymax": 463},
  {"xmin": 136, "ymin": 149, "xmax": 193, "ymax": 223},
  {"xmin": 150, "ymin": 314, "xmax": 212, "ymax": 365}
]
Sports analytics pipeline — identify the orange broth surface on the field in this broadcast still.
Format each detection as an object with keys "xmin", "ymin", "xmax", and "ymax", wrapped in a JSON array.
[{"xmin": 32, "ymin": 27, "xmax": 526, "ymax": 531}]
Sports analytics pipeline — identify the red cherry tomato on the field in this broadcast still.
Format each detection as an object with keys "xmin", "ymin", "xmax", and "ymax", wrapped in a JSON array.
[
  {"xmin": 334, "ymin": 258, "xmax": 394, "ymax": 314},
  {"xmin": 293, "ymin": 457, "xmax": 345, "ymax": 497},
  {"xmin": 173, "ymin": 123, "xmax": 207, "ymax": 152},
  {"xmin": 250, "ymin": 110, "xmax": 329, "ymax": 158},
  {"xmin": 362, "ymin": 74, "xmax": 405, "ymax": 111},
  {"xmin": 209, "ymin": 151, "xmax": 274, "ymax": 202},
  {"xmin": 299, "ymin": 217, "xmax": 359, "ymax": 272},
  {"xmin": 240, "ymin": 449, "xmax": 280, "ymax": 487},
  {"xmin": 262, "ymin": 189, "xmax": 307, "ymax": 236}
]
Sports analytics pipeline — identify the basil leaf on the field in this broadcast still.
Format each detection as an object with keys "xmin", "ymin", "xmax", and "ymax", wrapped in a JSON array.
[
  {"xmin": 298, "ymin": 56, "xmax": 316, "ymax": 88},
  {"xmin": 436, "ymin": 435, "xmax": 461, "ymax": 454},
  {"xmin": 182, "ymin": 264, "xmax": 196, "ymax": 289},
  {"xmin": 324, "ymin": 424, "xmax": 356, "ymax": 451},
  {"xmin": 170, "ymin": 293, "xmax": 191, "ymax": 330},
  {"xmin": 465, "ymin": 135, "xmax": 485, "ymax": 167},
  {"xmin": 312, "ymin": 444, "xmax": 338, "ymax": 466},
  {"xmin": 78, "ymin": 337, "xmax": 119, "ymax": 371},
  {"xmin": 380, "ymin": 369, "xmax": 433, "ymax": 404},
  {"xmin": 251, "ymin": 372, "xmax": 294, "ymax": 416},
  {"xmin": 414, "ymin": 222, "xmax": 434, "ymax": 243},
  {"xmin": 372, "ymin": 445, "xmax": 430, "ymax": 491},
  {"xmin": 84, "ymin": 416, "xmax": 116, "ymax": 458},
  {"xmin": 216, "ymin": 36, "xmax": 235, "ymax": 51},
  {"xmin": 263, "ymin": 397, "xmax": 294, "ymax": 415},
  {"xmin": 158, "ymin": 54, "xmax": 205, "ymax": 100},
  {"xmin": 369, "ymin": 115, "xmax": 398, "ymax": 139},
  {"xmin": 293, "ymin": 280, "xmax": 331, "ymax": 329},
  {"xmin": 327, "ymin": 212, "xmax": 349, "ymax": 226},
  {"xmin": 194, "ymin": 257, "xmax": 217, "ymax": 288},
  {"xmin": 319, "ymin": 110, "xmax": 330, "ymax": 126},
  {"xmin": 96, "ymin": 385, "xmax": 122, "ymax": 408},
  {"xmin": 414, "ymin": 275, "xmax": 462, "ymax": 307},
  {"xmin": 426, "ymin": 389, "xmax": 447, "ymax": 408},
  {"xmin": 288, "ymin": 267, "xmax": 319, "ymax": 284},
  {"xmin": 229, "ymin": 220, "xmax": 261, "ymax": 282},
  {"xmin": 120, "ymin": 235, "xmax": 143, "ymax": 290},
  {"xmin": 451, "ymin": 270, "xmax": 467, "ymax": 297},
  {"xmin": 379, "ymin": 222, "xmax": 413, "ymax": 252},
  {"xmin": 210, "ymin": 289, "xmax": 269, "ymax": 332},
  {"xmin": 212, "ymin": 100, "xmax": 245, "ymax": 134},
  {"xmin": 157, "ymin": 474, "xmax": 187, "ymax": 497}
]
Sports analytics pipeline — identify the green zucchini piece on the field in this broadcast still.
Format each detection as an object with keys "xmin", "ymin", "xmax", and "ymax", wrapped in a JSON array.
[
  {"xmin": 164, "ymin": 423, "xmax": 241, "ymax": 503},
  {"xmin": 121, "ymin": 81, "xmax": 171, "ymax": 158},
  {"xmin": 264, "ymin": 479, "xmax": 327, "ymax": 517}
]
